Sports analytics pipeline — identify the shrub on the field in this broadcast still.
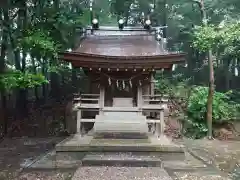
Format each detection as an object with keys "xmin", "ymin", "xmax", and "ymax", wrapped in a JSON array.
[
  {"xmin": 183, "ymin": 86, "xmax": 240, "ymax": 138},
  {"xmin": 0, "ymin": 70, "xmax": 48, "ymax": 91}
]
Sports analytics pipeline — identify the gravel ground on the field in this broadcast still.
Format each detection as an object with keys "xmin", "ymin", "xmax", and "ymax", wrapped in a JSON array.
[
  {"xmin": 175, "ymin": 172, "xmax": 231, "ymax": 180},
  {"xmin": 72, "ymin": 166, "xmax": 172, "ymax": 180},
  {"xmin": 1, "ymin": 137, "xmax": 239, "ymax": 180},
  {"xmin": 15, "ymin": 171, "xmax": 74, "ymax": 180},
  {"xmin": 183, "ymin": 139, "xmax": 240, "ymax": 174},
  {"xmin": 0, "ymin": 137, "xmax": 65, "ymax": 180}
]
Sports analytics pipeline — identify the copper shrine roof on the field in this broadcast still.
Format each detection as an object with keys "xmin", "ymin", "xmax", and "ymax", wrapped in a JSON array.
[
  {"xmin": 75, "ymin": 28, "xmax": 166, "ymax": 57},
  {"xmin": 60, "ymin": 26, "xmax": 186, "ymax": 69}
]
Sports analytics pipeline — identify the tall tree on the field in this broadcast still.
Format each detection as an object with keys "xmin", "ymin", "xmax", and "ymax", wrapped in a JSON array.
[
  {"xmin": 195, "ymin": 0, "xmax": 214, "ymax": 139},
  {"xmin": 0, "ymin": 6, "xmax": 9, "ymax": 134}
]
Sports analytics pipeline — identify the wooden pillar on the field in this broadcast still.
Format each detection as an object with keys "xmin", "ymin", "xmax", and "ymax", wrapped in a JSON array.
[
  {"xmin": 155, "ymin": 109, "xmax": 165, "ymax": 138},
  {"xmin": 137, "ymin": 85, "xmax": 143, "ymax": 114},
  {"xmin": 150, "ymin": 73, "xmax": 155, "ymax": 118},
  {"xmin": 160, "ymin": 109, "xmax": 165, "ymax": 137},
  {"xmin": 150, "ymin": 73, "xmax": 155, "ymax": 96},
  {"xmin": 77, "ymin": 110, "xmax": 81, "ymax": 134},
  {"xmin": 99, "ymin": 84, "xmax": 105, "ymax": 115}
]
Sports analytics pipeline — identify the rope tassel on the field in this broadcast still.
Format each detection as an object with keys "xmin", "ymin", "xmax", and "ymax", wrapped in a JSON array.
[
  {"xmin": 116, "ymin": 80, "xmax": 119, "ymax": 88},
  {"xmin": 129, "ymin": 80, "xmax": 132, "ymax": 88},
  {"xmin": 122, "ymin": 80, "xmax": 125, "ymax": 89}
]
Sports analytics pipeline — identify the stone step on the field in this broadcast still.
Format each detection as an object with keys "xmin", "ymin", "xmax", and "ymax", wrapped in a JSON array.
[
  {"xmin": 103, "ymin": 111, "xmax": 142, "ymax": 116},
  {"xmin": 103, "ymin": 107, "xmax": 140, "ymax": 112},
  {"xmin": 94, "ymin": 113, "xmax": 148, "ymax": 133},
  {"xmin": 94, "ymin": 123, "xmax": 148, "ymax": 133},
  {"xmin": 94, "ymin": 119, "xmax": 147, "ymax": 123},
  {"xmin": 94, "ymin": 132, "xmax": 148, "ymax": 139},
  {"xmin": 57, "ymin": 139, "xmax": 185, "ymax": 158},
  {"xmin": 96, "ymin": 115, "xmax": 146, "ymax": 122},
  {"xmin": 82, "ymin": 152, "xmax": 162, "ymax": 167},
  {"xmin": 57, "ymin": 144, "xmax": 184, "ymax": 153}
]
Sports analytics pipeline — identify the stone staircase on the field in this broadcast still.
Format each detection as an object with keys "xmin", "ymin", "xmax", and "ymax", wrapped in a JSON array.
[
  {"xmin": 55, "ymin": 110, "xmax": 185, "ymax": 168},
  {"xmin": 56, "ymin": 134, "xmax": 185, "ymax": 168},
  {"xmin": 82, "ymin": 152, "xmax": 162, "ymax": 167}
]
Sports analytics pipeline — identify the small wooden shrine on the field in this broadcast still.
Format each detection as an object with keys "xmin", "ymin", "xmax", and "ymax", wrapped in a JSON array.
[{"xmin": 59, "ymin": 25, "xmax": 185, "ymax": 138}]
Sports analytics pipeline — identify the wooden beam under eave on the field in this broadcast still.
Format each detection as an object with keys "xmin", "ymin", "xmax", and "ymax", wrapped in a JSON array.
[
  {"xmin": 71, "ymin": 62, "xmax": 173, "ymax": 69},
  {"xmin": 60, "ymin": 52, "xmax": 186, "ymax": 64},
  {"xmin": 64, "ymin": 57, "xmax": 185, "ymax": 65}
]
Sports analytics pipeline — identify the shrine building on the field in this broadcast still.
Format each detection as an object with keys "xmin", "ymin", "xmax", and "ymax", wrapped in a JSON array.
[{"xmin": 59, "ymin": 22, "xmax": 185, "ymax": 138}]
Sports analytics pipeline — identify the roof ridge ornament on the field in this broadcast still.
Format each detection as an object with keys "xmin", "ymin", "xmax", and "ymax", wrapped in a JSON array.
[
  {"xmin": 156, "ymin": 28, "xmax": 163, "ymax": 41},
  {"xmin": 118, "ymin": 19, "xmax": 125, "ymax": 30},
  {"xmin": 144, "ymin": 19, "xmax": 152, "ymax": 30},
  {"xmin": 92, "ymin": 18, "xmax": 99, "ymax": 29}
]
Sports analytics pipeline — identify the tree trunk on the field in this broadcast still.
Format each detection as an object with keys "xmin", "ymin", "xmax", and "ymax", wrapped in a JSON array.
[
  {"xmin": 206, "ymin": 49, "xmax": 214, "ymax": 139},
  {"xmin": 0, "ymin": 8, "xmax": 9, "ymax": 134},
  {"xmin": 15, "ymin": 1, "xmax": 28, "ymax": 117},
  {"xmin": 53, "ymin": 0, "xmax": 59, "ymax": 10},
  {"xmin": 0, "ymin": 8, "xmax": 7, "ymax": 72},
  {"xmin": 71, "ymin": 67, "xmax": 77, "ymax": 93},
  {"xmin": 49, "ymin": 58, "xmax": 60, "ymax": 100},
  {"xmin": 41, "ymin": 58, "xmax": 47, "ymax": 101},
  {"xmin": 196, "ymin": 0, "xmax": 215, "ymax": 139},
  {"xmin": 31, "ymin": 55, "xmax": 39, "ymax": 100},
  {"xmin": 50, "ymin": 73, "xmax": 60, "ymax": 99},
  {"xmin": 224, "ymin": 59, "xmax": 231, "ymax": 91},
  {"xmin": 162, "ymin": 0, "xmax": 167, "ymax": 38}
]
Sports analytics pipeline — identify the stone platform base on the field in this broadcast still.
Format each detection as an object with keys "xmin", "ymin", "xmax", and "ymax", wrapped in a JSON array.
[
  {"xmin": 55, "ymin": 134, "xmax": 185, "ymax": 167},
  {"xmin": 25, "ymin": 149, "xmax": 206, "ymax": 170},
  {"xmin": 56, "ymin": 134, "xmax": 184, "ymax": 152}
]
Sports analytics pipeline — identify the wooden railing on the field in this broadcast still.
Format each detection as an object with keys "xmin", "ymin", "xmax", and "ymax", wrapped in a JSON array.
[
  {"xmin": 74, "ymin": 94, "xmax": 100, "ymax": 109},
  {"xmin": 74, "ymin": 94, "xmax": 101, "ymax": 134},
  {"xmin": 142, "ymin": 94, "xmax": 168, "ymax": 137},
  {"xmin": 73, "ymin": 93, "xmax": 169, "ymax": 138},
  {"xmin": 142, "ymin": 94, "xmax": 168, "ymax": 104},
  {"xmin": 142, "ymin": 95, "xmax": 168, "ymax": 111}
]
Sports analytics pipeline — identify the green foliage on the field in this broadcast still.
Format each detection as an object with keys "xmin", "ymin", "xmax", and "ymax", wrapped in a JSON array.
[
  {"xmin": 20, "ymin": 30, "xmax": 60, "ymax": 58},
  {"xmin": 47, "ymin": 62, "xmax": 72, "ymax": 74},
  {"xmin": 192, "ymin": 25, "xmax": 219, "ymax": 52},
  {"xmin": 34, "ymin": 1, "xmax": 86, "ymax": 50},
  {"xmin": 0, "ymin": 70, "xmax": 48, "ymax": 91},
  {"xmin": 218, "ymin": 22, "xmax": 240, "ymax": 57},
  {"xmin": 110, "ymin": 0, "xmax": 133, "ymax": 17},
  {"xmin": 184, "ymin": 86, "xmax": 240, "ymax": 138},
  {"xmin": 155, "ymin": 69, "xmax": 191, "ymax": 98},
  {"xmin": 192, "ymin": 22, "xmax": 240, "ymax": 57}
]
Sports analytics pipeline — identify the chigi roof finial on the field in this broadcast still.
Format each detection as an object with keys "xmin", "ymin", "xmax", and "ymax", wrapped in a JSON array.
[
  {"xmin": 90, "ymin": 0, "xmax": 93, "ymax": 20},
  {"xmin": 156, "ymin": 28, "xmax": 163, "ymax": 41},
  {"xmin": 90, "ymin": 0, "xmax": 99, "ymax": 31}
]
